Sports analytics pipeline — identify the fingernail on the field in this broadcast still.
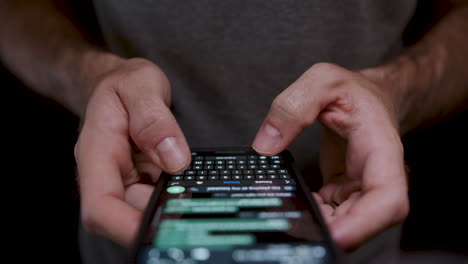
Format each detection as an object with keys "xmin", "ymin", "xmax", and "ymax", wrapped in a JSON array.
[
  {"xmin": 252, "ymin": 124, "xmax": 281, "ymax": 154},
  {"xmin": 156, "ymin": 137, "xmax": 188, "ymax": 172}
]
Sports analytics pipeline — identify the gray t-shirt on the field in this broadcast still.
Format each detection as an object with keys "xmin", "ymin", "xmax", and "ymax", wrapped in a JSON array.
[
  {"xmin": 92, "ymin": 0, "xmax": 416, "ymax": 181},
  {"xmin": 81, "ymin": 1, "xmax": 417, "ymax": 263}
]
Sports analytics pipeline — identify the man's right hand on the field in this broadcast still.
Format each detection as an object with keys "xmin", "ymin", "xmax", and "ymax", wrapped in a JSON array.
[{"xmin": 74, "ymin": 58, "xmax": 191, "ymax": 247}]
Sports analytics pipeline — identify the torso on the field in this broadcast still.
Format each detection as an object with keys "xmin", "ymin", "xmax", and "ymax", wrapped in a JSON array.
[{"xmin": 93, "ymin": 0, "xmax": 416, "ymax": 186}]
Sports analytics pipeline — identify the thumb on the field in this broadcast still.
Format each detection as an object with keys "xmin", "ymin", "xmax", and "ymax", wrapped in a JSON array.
[{"xmin": 118, "ymin": 62, "xmax": 191, "ymax": 173}]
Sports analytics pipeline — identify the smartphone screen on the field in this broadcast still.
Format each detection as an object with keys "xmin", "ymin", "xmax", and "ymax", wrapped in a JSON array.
[{"xmin": 132, "ymin": 149, "xmax": 337, "ymax": 264}]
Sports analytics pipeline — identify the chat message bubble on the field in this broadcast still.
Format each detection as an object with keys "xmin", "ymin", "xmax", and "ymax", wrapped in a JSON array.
[{"xmin": 164, "ymin": 198, "xmax": 282, "ymax": 214}]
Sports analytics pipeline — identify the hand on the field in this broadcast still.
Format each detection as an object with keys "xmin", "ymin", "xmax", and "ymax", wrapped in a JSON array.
[
  {"xmin": 74, "ymin": 58, "xmax": 191, "ymax": 247},
  {"xmin": 252, "ymin": 63, "xmax": 409, "ymax": 251}
]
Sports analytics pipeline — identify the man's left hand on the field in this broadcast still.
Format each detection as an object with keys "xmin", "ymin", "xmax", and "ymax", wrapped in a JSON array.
[{"xmin": 252, "ymin": 63, "xmax": 409, "ymax": 251}]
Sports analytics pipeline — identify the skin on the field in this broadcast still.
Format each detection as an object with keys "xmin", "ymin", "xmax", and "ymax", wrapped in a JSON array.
[
  {"xmin": 252, "ymin": 63, "xmax": 408, "ymax": 251},
  {"xmin": 1, "ymin": 0, "xmax": 468, "ymax": 252}
]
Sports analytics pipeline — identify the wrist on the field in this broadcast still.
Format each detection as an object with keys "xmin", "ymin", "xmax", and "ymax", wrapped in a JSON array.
[
  {"xmin": 358, "ymin": 60, "xmax": 410, "ymax": 134},
  {"xmin": 359, "ymin": 46, "xmax": 444, "ymax": 134},
  {"xmin": 72, "ymin": 49, "xmax": 125, "ymax": 116}
]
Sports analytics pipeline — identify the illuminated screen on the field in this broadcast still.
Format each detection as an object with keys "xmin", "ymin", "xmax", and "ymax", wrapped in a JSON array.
[{"xmin": 136, "ymin": 151, "xmax": 334, "ymax": 264}]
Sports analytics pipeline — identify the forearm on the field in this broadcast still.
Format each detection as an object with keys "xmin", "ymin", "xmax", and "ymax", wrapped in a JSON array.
[
  {"xmin": 0, "ymin": 0, "xmax": 122, "ymax": 116},
  {"xmin": 362, "ymin": 4, "xmax": 468, "ymax": 134}
]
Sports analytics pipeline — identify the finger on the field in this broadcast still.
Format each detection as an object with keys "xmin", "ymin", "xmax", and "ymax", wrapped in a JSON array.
[
  {"xmin": 117, "ymin": 62, "xmax": 191, "ymax": 174},
  {"xmin": 77, "ymin": 121, "xmax": 142, "ymax": 247},
  {"xmin": 125, "ymin": 183, "xmax": 155, "ymax": 211},
  {"xmin": 313, "ymin": 72, "xmax": 408, "ymax": 251},
  {"xmin": 312, "ymin": 193, "xmax": 335, "ymax": 223},
  {"xmin": 318, "ymin": 181, "xmax": 360, "ymax": 205},
  {"xmin": 330, "ymin": 188, "xmax": 408, "ymax": 252},
  {"xmin": 330, "ymin": 181, "xmax": 361, "ymax": 204},
  {"xmin": 329, "ymin": 147, "xmax": 409, "ymax": 251},
  {"xmin": 333, "ymin": 192, "xmax": 361, "ymax": 217},
  {"xmin": 319, "ymin": 204, "xmax": 335, "ymax": 223},
  {"xmin": 252, "ymin": 63, "xmax": 343, "ymax": 155},
  {"xmin": 133, "ymin": 152, "xmax": 162, "ymax": 183},
  {"xmin": 318, "ymin": 183, "xmax": 339, "ymax": 202},
  {"xmin": 312, "ymin": 192, "xmax": 324, "ymax": 203}
]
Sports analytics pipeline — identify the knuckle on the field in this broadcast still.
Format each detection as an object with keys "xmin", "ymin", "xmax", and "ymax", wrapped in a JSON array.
[
  {"xmin": 127, "ymin": 59, "xmax": 169, "ymax": 86},
  {"xmin": 126, "ymin": 57, "xmax": 152, "ymax": 67},
  {"xmin": 395, "ymin": 196, "xmax": 410, "ymax": 221},
  {"xmin": 128, "ymin": 59, "xmax": 160, "ymax": 77},
  {"xmin": 95, "ymin": 58, "xmax": 171, "ymax": 101},
  {"xmin": 74, "ymin": 134, "xmax": 87, "ymax": 164},
  {"xmin": 308, "ymin": 62, "xmax": 344, "ymax": 76},
  {"xmin": 306, "ymin": 63, "xmax": 351, "ymax": 91},
  {"xmin": 73, "ymin": 142, "xmax": 80, "ymax": 160},
  {"xmin": 387, "ymin": 188, "xmax": 410, "ymax": 223},
  {"xmin": 130, "ymin": 114, "xmax": 169, "ymax": 150},
  {"xmin": 129, "ymin": 212, "xmax": 143, "ymax": 231},
  {"xmin": 125, "ymin": 60, "xmax": 171, "ymax": 104},
  {"xmin": 271, "ymin": 94, "xmax": 313, "ymax": 127},
  {"xmin": 328, "ymin": 91, "xmax": 357, "ymax": 116},
  {"xmin": 81, "ymin": 208, "xmax": 99, "ymax": 235}
]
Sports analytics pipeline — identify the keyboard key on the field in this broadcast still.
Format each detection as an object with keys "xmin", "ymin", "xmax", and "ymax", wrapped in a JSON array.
[
  {"xmin": 186, "ymin": 171, "xmax": 196, "ymax": 175},
  {"xmin": 197, "ymin": 170, "xmax": 207, "ymax": 175},
  {"xmin": 185, "ymin": 176, "xmax": 195, "ymax": 180},
  {"xmin": 221, "ymin": 170, "xmax": 231, "ymax": 175},
  {"xmin": 209, "ymin": 170, "xmax": 219, "ymax": 175},
  {"xmin": 221, "ymin": 175, "xmax": 231, "ymax": 180},
  {"xmin": 232, "ymin": 175, "xmax": 242, "ymax": 180},
  {"xmin": 209, "ymin": 176, "xmax": 219, "ymax": 180},
  {"xmin": 256, "ymin": 175, "xmax": 266, "ymax": 179},
  {"xmin": 244, "ymin": 175, "xmax": 254, "ymax": 180},
  {"xmin": 196, "ymin": 176, "xmax": 207, "ymax": 180}
]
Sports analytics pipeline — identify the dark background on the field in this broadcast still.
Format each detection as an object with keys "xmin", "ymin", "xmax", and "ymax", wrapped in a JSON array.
[{"xmin": 2, "ymin": 0, "xmax": 468, "ymax": 263}]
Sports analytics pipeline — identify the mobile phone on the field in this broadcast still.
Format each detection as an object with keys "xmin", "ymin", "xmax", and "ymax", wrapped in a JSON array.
[{"xmin": 131, "ymin": 148, "xmax": 339, "ymax": 264}]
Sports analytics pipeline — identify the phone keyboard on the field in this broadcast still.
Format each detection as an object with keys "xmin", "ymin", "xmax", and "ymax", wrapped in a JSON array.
[{"xmin": 168, "ymin": 153, "xmax": 296, "ymax": 187}]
